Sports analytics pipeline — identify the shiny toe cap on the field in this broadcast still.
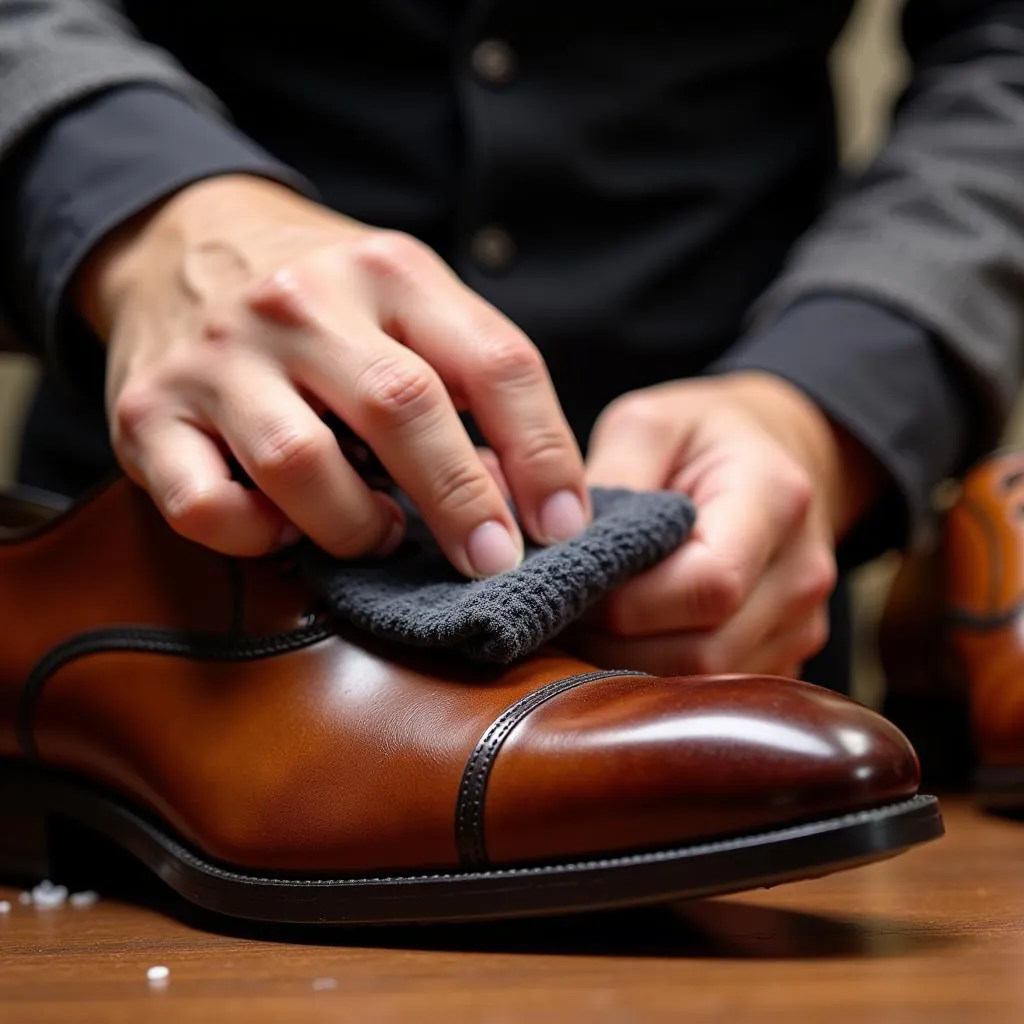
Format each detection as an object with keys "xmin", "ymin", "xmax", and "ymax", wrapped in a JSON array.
[{"xmin": 482, "ymin": 673, "xmax": 921, "ymax": 866}]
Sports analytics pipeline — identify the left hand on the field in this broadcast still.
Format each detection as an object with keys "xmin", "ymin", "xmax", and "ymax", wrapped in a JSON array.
[{"xmin": 569, "ymin": 372, "xmax": 883, "ymax": 678}]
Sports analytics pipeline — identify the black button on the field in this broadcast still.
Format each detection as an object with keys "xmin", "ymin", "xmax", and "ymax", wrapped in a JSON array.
[
  {"xmin": 471, "ymin": 227, "xmax": 516, "ymax": 272},
  {"xmin": 471, "ymin": 39, "xmax": 518, "ymax": 86}
]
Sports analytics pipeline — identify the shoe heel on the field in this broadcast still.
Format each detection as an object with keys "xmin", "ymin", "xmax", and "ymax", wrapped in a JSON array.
[{"xmin": 0, "ymin": 778, "xmax": 54, "ymax": 883}]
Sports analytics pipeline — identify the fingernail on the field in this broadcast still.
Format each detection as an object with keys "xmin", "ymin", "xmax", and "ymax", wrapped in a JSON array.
[
  {"xmin": 539, "ymin": 490, "xmax": 587, "ymax": 544},
  {"xmin": 466, "ymin": 521, "xmax": 522, "ymax": 577},
  {"xmin": 373, "ymin": 514, "xmax": 405, "ymax": 557},
  {"xmin": 278, "ymin": 523, "xmax": 303, "ymax": 548}
]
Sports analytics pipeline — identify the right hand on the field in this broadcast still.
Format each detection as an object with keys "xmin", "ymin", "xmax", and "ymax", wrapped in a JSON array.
[{"xmin": 76, "ymin": 175, "xmax": 589, "ymax": 576}]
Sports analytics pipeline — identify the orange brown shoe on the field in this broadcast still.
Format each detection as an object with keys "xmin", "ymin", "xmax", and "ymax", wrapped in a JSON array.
[
  {"xmin": 0, "ymin": 478, "xmax": 942, "ymax": 925},
  {"xmin": 944, "ymin": 449, "xmax": 1024, "ymax": 810}
]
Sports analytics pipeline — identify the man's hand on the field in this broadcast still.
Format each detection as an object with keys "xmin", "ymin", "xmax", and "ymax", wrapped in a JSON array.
[
  {"xmin": 76, "ymin": 175, "xmax": 589, "ymax": 575},
  {"xmin": 574, "ymin": 372, "xmax": 885, "ymax": 678}
]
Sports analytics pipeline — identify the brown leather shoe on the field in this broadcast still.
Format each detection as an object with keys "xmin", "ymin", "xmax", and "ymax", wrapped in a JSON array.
[
  {"xmin": 943, "ymin": 449, "xmax": 1024, "ymax": 809},
  {"xmin": 879, "ymin": 538, "xmax": 974, "ymax": 791},
  {"xmin": 0, "ymin": 478, "xmax": 941, "ymax": 925}
]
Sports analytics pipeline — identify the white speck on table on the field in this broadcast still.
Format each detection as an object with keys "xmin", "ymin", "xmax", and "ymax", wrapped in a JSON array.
[
  {"xmin": 147, "ymin": 965, "xmax": 171, "ymax": 984},
  {"xmin": 30, "ymin": 881, "xmax": 68, "ymax": 909}
]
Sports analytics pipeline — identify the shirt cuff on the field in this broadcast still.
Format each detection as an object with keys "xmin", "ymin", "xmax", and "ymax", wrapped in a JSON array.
[
  {"xmin": 0, "ymin": 84, "xmax": 315, "ymax": 394},
  {"xmin": 707, "ymin": 295, "xmax": 974, "ymax": 562}
]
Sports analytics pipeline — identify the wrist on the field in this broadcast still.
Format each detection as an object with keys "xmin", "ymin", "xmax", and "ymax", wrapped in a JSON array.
[
  {"xmin": 715, "ymin": 371, "xmax": 886, "ymax": 540},
  {"xmin": 73, "ymin": 174, "xmax": 317, "ymax": 338}
]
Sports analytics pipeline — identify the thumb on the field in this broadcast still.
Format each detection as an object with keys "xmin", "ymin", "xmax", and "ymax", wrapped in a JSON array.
[{"xmin": 586, "ymin": 399, "xmax": 687, "ymax": 491}]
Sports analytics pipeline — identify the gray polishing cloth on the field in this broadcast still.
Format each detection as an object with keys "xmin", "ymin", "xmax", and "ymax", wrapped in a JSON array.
[{"xmin": 300, "ymin": 488, "xmax": 696, "ymax": 664}]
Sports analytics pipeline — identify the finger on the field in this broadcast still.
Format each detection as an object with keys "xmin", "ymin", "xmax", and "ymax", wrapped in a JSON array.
[
  {"xmin": 733, "ymin": 605, "xmax": 830, "ymax": 677},
  {"xmin": 568, "ymin": 607, "xmax": 817, "ymax": 680},
  {"xmin": 585, "ymin": 394, "xmax": 685, "ymax": 491},
  {"xmin": 289, "ymin": 323, "xmax": 523, "ymax": 578},
  {"xmin": 211, "ymin": 366, "xmax": 404, "ymax": 559},
  {"xmin": 119, "ymin": 418, "xmax": 291, "ymax": 556},
  {"xmin": 592, "ymin": 523, "xmax": 834, "ymax": 677},
  {"xmin": 370, "ymin": 248, "xmax": 589, "ymax": 546},
  {"xmin": 674, "ymin": 534, "xmax": 833, "ymax": 670},
  {"xmin": 566, "ymin": 626, "xmax": 699, "ymax": 677},
  {"xmin": 598, "ymin": 447, "xmax": 811, "ymax": 634},
  {"xmin": 477, "ymin": 447, "xmax": 512, "ymax": 502}
]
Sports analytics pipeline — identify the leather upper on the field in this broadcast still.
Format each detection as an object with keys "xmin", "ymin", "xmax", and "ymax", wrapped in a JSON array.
[
  {"xmin": 0, "ymin": 478, "xmax": 921, "ymax": 874},
  {"xmin": 946, "ymin": 450, "xmax": 1024, "ymax": 766}
]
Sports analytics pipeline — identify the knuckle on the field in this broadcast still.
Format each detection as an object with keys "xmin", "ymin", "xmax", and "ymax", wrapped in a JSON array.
[
  {"xmin": 600, "ymin": 392, "xmax": 661, "ymax": 434},
  {"xmin": 804, "ymin": 548, "xmax": 838, "ymax": 603},
  {"xmin": 112, "ymin": 385, "xmax": 161, "ymax": 440},
  {"xmin": 430, "ymin": 457, "xmax": 494, "ymax": 514},
  {"xmin": 688, "ymin": 642, "xmax": 729, "ymax": 677},
  {"xmin": 777, "ymin": 463, "xmax": 814, "ymax": 524},
  {"xmin": 691, "ymin": 556, "xmax": 745, "ymax": 623},
  {"xmin": 799, "ymin": 609, "xmax": 831, "ymax": 660},
  {"xmin": 788, "ymin": 546, "xmax": 837, "ymax": 608},
  {"xmin": 475, "ymin": 332, "xmax": 546, "ymax": 388},
  {"xmin": 161, "ymin": 481, "xmax": 221, "ymax": 534},
  {"xmin": 245, "ymin": 267, "xmax": 318, "ymax": 329},
  {"xmin": 198, "ymin": 316, "xmax": 240, "ymax": 349},
  {"xmin": 355, "ymin": 357, "xmax": 440, "ymax": 428},
  {"xmin": 354, "ymin": 230, "xmax": 435, "ymax": 282},
  {"xmin": 322, "ymin": 511, "xmax": 387, "ymax": 559},
  {"xmin": 249, "ymin": 422, "xmax": 332, "ymax": 485},
  {"xmin": 517, "ymin": 426, "xmax": 576, "ymax": 469}
]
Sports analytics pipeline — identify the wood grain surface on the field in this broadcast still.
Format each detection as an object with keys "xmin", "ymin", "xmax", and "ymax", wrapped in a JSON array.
[{"xmin": 0, "ymin": 797, "xmax": 1020, "ymax": 1022}]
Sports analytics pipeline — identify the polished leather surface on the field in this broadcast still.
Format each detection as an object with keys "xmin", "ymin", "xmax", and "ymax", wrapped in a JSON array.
[
  {"xmin": 0, "ymin": 478, "xmax": 921, "ymax": 874},
  {"xmin": 944, "ymin": 450, "xmax": 1024, "ymax": 767}
]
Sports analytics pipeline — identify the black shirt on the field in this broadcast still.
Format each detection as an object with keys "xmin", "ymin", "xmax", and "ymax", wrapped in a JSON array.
[{"xmin": 3, "ymin": 0, "xmax": 969, "ymax": 559}]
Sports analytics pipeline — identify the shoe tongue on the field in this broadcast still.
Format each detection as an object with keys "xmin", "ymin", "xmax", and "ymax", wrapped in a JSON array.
[{"xmin": 299, "ymin": 488, "xmax": 696, "ymax": 664}]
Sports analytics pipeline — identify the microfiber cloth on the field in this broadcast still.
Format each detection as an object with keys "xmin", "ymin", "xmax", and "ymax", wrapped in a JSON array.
[{"xmin": 300, "ymin": 487, "xmax": 696, "ymax": 664}]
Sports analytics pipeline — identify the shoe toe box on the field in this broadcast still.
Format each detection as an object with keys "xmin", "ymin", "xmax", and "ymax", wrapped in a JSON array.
[{"xmin": 482, "ymin": 674, "xmax": 920, "ymax": 866}]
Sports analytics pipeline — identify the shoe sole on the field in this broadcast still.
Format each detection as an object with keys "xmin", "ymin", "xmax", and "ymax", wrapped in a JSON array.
[{"xmin": 0, "ymin": 762, "xmax": 944, "ymax": 925}]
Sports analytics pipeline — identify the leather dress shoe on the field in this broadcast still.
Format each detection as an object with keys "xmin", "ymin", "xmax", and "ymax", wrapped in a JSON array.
[
  {"xmin": 943, "ymin": 449, "xmax": 1024, "ymax": 808},
  {"xmin": 0, "ymin": 478, "xmax": 942, "ymax": 925},
  {"xmin": 881, "ymin": 447, "xmax": 1024, "ymax": 809}
]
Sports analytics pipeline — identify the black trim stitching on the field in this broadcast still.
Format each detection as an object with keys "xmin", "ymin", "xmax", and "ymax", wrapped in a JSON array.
[
  {"xmin": 455, "ymin": 670, "xmax": 645, "ymax": 870},
  {"xmin": 17, "ymin": 622, "xmax": 332, "ymax": 759},
  {"xmin": 945, "ymin": 602, "xmax": 1024, "ymax": 631},
  {"xmin": 35, "ymin": 770, "xmax": 932, "ymax": 887}
]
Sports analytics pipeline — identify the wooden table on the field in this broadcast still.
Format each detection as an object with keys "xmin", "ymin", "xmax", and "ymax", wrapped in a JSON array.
[{"xmin": 1, "ymin": 797, "xmax": 1019, "ymax": 1022}]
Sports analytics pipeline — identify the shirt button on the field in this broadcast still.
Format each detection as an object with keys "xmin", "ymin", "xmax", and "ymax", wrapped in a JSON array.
[
  {"xmin": 471, "ymin": 39, "xmax": 518, "ymax": 86},
  {"xmin": 471, "ymin": 226, "xmax": 516, "ymax": 272}
]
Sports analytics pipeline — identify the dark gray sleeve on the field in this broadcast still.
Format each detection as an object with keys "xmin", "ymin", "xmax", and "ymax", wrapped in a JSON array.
[
  {"xmin": 0, "ymin": 1, "xmax": 221, "ymax": 160},
  {"xmin": 0, "ymin": 0, "xmax": 224, "ymax": 352},
  {"xmin": 749, "ymin": 1, "xmax": 1024, "ymax": 458},
  {"xmin": 0, "ymin": 85, "xmax": 312, "ymax": 387},
  {"xmin": 709, "ymin": 296, "xmax": 973, "ymax": 561}
]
